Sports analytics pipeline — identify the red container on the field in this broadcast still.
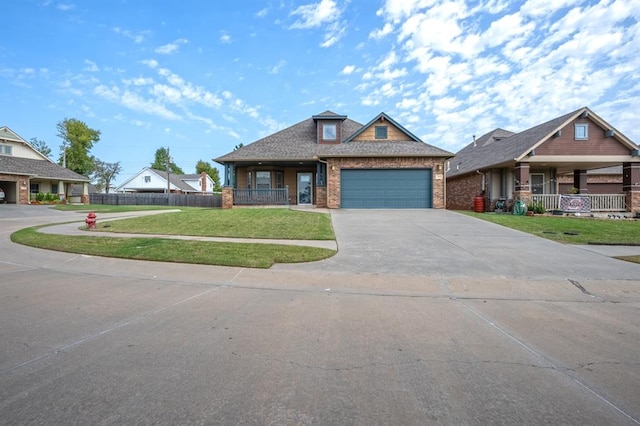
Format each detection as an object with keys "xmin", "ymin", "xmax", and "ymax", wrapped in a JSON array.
[{"xmin": 473, "ymin": 195, "xmax": 485, "ymax": 213}]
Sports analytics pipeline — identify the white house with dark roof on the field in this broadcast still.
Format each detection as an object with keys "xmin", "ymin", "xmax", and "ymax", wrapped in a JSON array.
[
  {"xmin": 446, "ymin": 107, "xmax": 640, "ymax": 214},
  {"xmin": 116, "ymin": 167, "xmax": 215, "ymax": 194},
  {"xmin": 215, "ymin": 111, "xmax": 454, "ymax": 209},
  {"xmin": 0, "ymin": 126, "xmax": 91, "ymax": 204}
]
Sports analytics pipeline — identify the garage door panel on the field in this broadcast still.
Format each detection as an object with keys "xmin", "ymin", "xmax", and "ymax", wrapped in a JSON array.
[{"xmin": 341, "ymin": 169, "xmax": 432, "ymax": 209}]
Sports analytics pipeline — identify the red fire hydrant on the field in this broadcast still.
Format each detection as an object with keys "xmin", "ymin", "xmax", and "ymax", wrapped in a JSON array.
[{"xmin": 85, "ymin": 211, "xmax": 97, "ymax": 229}]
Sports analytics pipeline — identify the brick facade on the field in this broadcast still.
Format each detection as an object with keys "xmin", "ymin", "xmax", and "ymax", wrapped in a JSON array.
[
  {"xmin": 446, "ymin": 173, "xmax": 484, "ymax": 210},
  {"xmin": 325, "ymin": 157, "xmax": 446, "ymax": 209}
]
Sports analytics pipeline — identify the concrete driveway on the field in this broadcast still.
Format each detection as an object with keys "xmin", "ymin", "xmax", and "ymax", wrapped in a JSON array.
[{"xmin": 1, "ymin": 206, "xmax": 639, "ymax": 425}]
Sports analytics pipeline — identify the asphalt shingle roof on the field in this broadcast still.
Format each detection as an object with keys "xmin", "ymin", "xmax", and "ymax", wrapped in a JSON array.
[
  {"xmin": 215, "ymin": 112, "xmax": 453, "ymax": 163},
  {"xmin": 0, "ymin": 155, "xmax": 90, "ymax": 181},
  {"xmin": 448, "ymin": 109, "xmax": 580, "ymax": 178}
]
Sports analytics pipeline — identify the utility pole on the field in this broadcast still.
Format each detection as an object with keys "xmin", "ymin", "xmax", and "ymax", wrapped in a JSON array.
[{"xmin": 166, "ymin": 147, "xmax": 171, "ymax": 194}]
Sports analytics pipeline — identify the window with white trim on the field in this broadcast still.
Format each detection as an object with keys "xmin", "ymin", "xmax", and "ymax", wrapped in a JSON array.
[
  {"xmin": 575, "ymin": 123, "xmax": 588, "ymax": 140},
  {"xmin": 322, "ymin": 123, "xmax": 337, "ymax": 140},
  {"xmin": 144, "ymin": 175, "xmax": 151, "ymax": 183},
  {"xmin": 0, "ymin": 144, "xmax": 12, "ymax": 155}
]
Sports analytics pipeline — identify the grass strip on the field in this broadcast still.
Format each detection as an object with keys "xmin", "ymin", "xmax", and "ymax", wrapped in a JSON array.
[{"xmin": 11, "ymin": 227, "xmax": 336, "ymax": 269}]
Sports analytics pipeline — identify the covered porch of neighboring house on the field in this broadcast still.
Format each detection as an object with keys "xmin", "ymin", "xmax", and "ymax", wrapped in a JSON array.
[
  {"xmin": 0, "ymin": 174, "xmax": 90, "ymax": 204},
  {"xmin": 219, "ymin": 160, "xmax": 327, "ymax": 209},
  {"xmin": 478, "ymin": 158, "xmax": 639, "ymax": 215}
]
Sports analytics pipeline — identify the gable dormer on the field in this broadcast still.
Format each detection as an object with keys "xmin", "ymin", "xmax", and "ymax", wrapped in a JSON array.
[
  {"xmin": 313, "ymin": 111, "xmax": 348, "ymax": 144},
  {"xmin": 344, "ymin": 112, "xmax": 423, "ymax": 143}
]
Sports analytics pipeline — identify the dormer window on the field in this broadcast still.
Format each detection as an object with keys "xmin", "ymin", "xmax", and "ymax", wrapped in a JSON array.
[
  {"xmin": 375, "ymin": 126, "xmax": 388, "ymax": 139},
  {"xmin": 323, "ymin": 123, "xmax": 337, "ymax": 140}
]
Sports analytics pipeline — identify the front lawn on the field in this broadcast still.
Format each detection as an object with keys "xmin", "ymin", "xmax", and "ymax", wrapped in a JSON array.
[
  {"xmin": 462, "ymin": 212, "xmax": 640, "ymax": 245},
  {"xmin": 93, "ymin": 208, "xmax": 335, "ymax": 240},
  {"xmin": 12, "ymin": 207, "xmax": 337, "ymax": 268},
  {"xmin": 12, "ymin": 227, "xmax": 335, "ymax": 268}
]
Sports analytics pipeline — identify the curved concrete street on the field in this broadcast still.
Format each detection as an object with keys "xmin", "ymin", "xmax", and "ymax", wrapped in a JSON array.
[{"xmin": 1, "ymin": 205, "xmax": 639, "ymax": 425}]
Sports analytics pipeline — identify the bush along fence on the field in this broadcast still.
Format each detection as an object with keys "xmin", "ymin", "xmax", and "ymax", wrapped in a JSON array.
[{"xmin": 89, "ymin": 193, "xmax": 222, "ymax": 208}]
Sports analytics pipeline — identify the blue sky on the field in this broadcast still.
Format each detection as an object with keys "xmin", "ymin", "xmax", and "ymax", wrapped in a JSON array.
[{"xmin": 1, "ymin": 0, "xmax": 638, "ymax": 185}]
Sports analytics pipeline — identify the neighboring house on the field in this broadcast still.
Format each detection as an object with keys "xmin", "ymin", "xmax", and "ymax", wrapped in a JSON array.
[
  {"xmin": 0, "ymin": 126, "xmax": 91, "ymax": 204},
  {"xmin": 214, "ymin": 111, "xmax": 454, "ymax": 209},
  {"xmin": 116, "ymin": 167, "xmax": 215, "ymax": 194},
  {"xmin": 446, "ymin": 107, "xmax": 640, "ymax": 214}
]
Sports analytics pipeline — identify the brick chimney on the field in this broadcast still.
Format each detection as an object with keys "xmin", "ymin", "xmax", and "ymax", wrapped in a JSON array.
[{"xmin": 201, "ymin": 171, "xmax": 207, "ymax": 193}]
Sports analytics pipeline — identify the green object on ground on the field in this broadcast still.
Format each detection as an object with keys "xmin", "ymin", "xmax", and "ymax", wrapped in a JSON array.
[{"xmin": 513, "ymin": 200, "xmax": 527, "ymax": 215}]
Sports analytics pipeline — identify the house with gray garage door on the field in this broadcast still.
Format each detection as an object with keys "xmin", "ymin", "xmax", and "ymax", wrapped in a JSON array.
[{"xmin": 215, "ymin": 111, "xmax": 454, "ymax": 209}]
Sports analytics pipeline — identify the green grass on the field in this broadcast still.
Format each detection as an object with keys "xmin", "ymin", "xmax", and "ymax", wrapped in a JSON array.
[
  {"xmin": 94, "ymin": 208, "xmax": 335, "ymax": 240},
  {"xmin": 462, "ymin": 212, "xmax": 640, "ymax": 245},
  {"xmin": 11, "ymin": 227, "xmax": 335, "ymax": 268}
]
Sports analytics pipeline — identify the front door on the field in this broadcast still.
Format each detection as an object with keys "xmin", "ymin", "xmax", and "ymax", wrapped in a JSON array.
[{"xmin": 297, "ymin": 173, "xmax": 313, "ymax": 205}]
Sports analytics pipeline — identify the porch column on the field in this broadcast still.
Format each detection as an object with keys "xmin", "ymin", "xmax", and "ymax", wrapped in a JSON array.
[
  {"xmin": 222, "ymin": 186, "xmax": 233, "ymax": 209},
  {"xmin": 573, "ymin": 170, "xmax": 588, "ymax": 194},
  {"xmin": 316, "ymin": 162, "xmax": 327, "ymax": 208},
  {"xmin": 81, "ymin": 182, "xmax": 89, "ymax": 204},
  {"xmin": 513, "ymin": 162, "xmax": 531, "ymax": 205},
  {"xmin": 224, "ymin": 163, "xmax": 235, "ymax": 187},
  {"xmin": 622, "ymin": 162, "xmax": 640, "ymax": 214},
  {"xmin": 58, "ymin": 180, "xmax": 66, "ymax": 201}
]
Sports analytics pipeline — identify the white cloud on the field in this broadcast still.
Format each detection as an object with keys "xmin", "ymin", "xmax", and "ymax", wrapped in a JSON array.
[
  {"xmin": 290, "ymin": 0, "xmax": 339, "ymax": 29},
  {"xmin": 155, "ymin": 38, "xmax": 188, "ymax": 55},
  {"xmin": 268, "ymin": 60, "xmax": 287, "ymax": 74},
  {"xmin": 220, "ymin": 33, "xmax": 231, "ymax": 44},
  {"xmin": 113, "ymin": 27, "xmax": 147, "ymax": 44},
  {"xmin": 83, "ymin": 60, "xmax": 99, "ymax": 72},
  {"xmin": 341, "ymin": 65, "xmax": 356, "ymax": 75},
  {"xmin": 289, "ymin": 0, "xmax": 346, "ymax": 47},
  {"xmin": 369, "ymin": 23, "xmax": 394, "ymax": 40}
]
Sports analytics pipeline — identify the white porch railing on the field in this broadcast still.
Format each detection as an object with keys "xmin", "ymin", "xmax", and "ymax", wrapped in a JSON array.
[{"xmin": 531, "ymin": 194, "xmax": 626, "ymax": 212}]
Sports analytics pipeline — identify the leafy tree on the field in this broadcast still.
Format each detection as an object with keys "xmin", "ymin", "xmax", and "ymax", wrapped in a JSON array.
[
  {"xmin": 151, "ymin": 147, "xmax": 184, "ymax": 174},
  {"xmin": 92, "ymin": 160, "xmax": 122, "ymax": 193},
  {"xmin": 57, "ymin": 118, "xmax": 100, "ymax": 176},
  {"xmin": 30, "ymin": 137, "xmax": 52, "ymax": 158},
  {"xmin": 195, "ymin": 160, "xmax": 222, "ymax": 192}
]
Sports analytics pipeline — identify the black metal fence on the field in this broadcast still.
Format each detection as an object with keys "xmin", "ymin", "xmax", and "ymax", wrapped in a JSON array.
[
  {"xmin": 90, "ymin": 193, "xmax": 222, "ymax": 208},
  {"xmin": 233, "ymin": 188, "xmax": 289, "ymax": 205}
]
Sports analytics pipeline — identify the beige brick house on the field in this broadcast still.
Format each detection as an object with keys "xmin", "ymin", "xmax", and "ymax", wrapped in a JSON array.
[
  {"xmin": 446, "ymin": 107, "xmax": 640, "ymax": 214},
  {"xmin": 215, "ymin": 111, "xmax": 453, "ymax": 209}
]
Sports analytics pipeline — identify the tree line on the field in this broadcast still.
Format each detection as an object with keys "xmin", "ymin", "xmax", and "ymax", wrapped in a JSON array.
[{"xmin": 31, "ymin": 118, "xmax": 221, "ymax": 193}]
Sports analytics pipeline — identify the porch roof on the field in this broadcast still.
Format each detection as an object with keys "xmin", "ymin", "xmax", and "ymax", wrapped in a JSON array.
[{"xmin": 0, "ymin": 156, "xmax": 90, "ymax": 182}]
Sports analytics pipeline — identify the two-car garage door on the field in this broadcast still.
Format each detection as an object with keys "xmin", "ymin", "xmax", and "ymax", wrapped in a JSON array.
[{"xmin": 340, "ymin": 169, "xmax": 432, "ymax": 208}]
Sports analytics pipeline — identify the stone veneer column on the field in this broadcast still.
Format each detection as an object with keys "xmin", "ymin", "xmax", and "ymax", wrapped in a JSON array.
[
  {"xmin": 513, "ymin": 162, "xmax": 532, "ymax": 205},
  {"xmin": 222, "ymin": 186, "xmax": 234, "ymax": 209},
  {"xmin": 622, "ymin": 162, "xmax": 640, "ymax": 214},
  {"xmin": 315, "ymin": 186, "xmax": 327, "ymax": 208}
]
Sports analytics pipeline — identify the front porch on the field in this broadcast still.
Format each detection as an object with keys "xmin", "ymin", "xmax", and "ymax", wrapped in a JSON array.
[
  {"xmin": 531, "ymin": 193, "xmax": 627, "ymax": 213},
  {"xmin": 220, "ymin": 160, "xmax": 327, "ymax": 208}
]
